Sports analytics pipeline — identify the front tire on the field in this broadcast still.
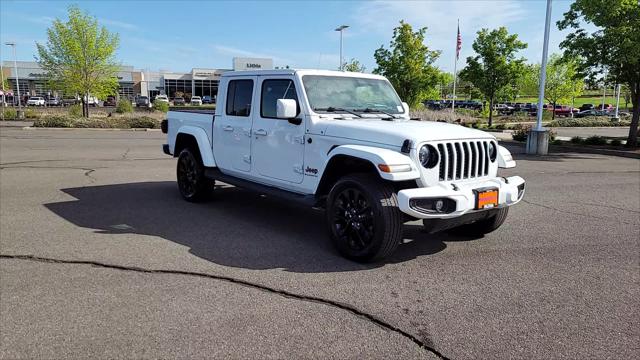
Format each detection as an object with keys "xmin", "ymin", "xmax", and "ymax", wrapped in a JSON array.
[
  {"xmin": 176, "ymin": 148, "xmax": 213, "ymax": 202},
  {"xmin": 326, "ymin": 174, "xmax": 402, "ymax": 263}
]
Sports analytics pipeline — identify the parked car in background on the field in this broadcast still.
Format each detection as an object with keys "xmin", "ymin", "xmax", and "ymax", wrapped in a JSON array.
[
  {"xmin": 155, "ymin": 95, "xmax": 169, "ymax": 104},
  {"xmin": 27, "ymin": 96, "xmax": 46, "ymax": 106},
  {"xmin": 190, "ymin": 96, "xmax": 202, "ymax": 106},
  {"xmin": 62, "ymin": 97, "xmax": 80, "ymax": 106},
  {"xmin": 173, "ymin": 97, "xmax": 185, "ymax": 106},
  {"xmin": 579, "ymin": 103, "xmax": 595, "ymax": 112},
  {"xmin": 552, "ymin": 105, "xmax": 578, "ymax": 117},
  {"xmin": 202, "ymin": 95, "xmax": 214, "ymax": 104},
  {"xmin": 81, "ymin": 95, "xmax": 99, "ymax": 107},
  {"xmin": 136, "ymin": 96, "xmax": 151, "ymax": 108},
  {"xmin": 423, "ymin": 100, "xmax": 443, "ymax": 110},
  {"xmin": 597, "ymin": 103, "xmax": 614, "ymax": 111},
  {"xmin": 494, "ymin": 104, "xmax": 514, "ymax": 115},
  {"xmin": 574, "ymin": 109, "xmax": 605, "ymax": 118},
  {"xmin": 45, "ymin": 96, "xmax": 61, "ymax": 106},
  {"xmin": 104, "ymin": 96, "xmax": 117, "ymax": 107}
]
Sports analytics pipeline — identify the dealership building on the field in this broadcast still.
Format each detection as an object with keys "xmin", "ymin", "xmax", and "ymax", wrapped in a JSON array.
[{"xmin": 0, "ymin": 57, "xmax": 273, "ymax": 100}]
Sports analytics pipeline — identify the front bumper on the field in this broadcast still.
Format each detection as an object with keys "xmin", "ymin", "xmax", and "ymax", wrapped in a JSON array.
[{"xmin": 397, "ymin": 176, "xmax": 525, "ymax": 219}]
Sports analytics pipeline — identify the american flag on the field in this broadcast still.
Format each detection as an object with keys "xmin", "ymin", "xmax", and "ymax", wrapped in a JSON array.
[{"xmin": 456, "ymin": 23, "xmax": 462, "ymax": 60}]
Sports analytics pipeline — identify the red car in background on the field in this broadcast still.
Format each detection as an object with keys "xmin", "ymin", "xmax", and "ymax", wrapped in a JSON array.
[{"xmin": 552, "ymin": 105, "xmax": 578, "ymax": 117}]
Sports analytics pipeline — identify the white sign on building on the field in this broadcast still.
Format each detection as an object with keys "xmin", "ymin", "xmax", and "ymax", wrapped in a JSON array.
[{"xmin": 232, "ymin": 57, "xmax": 273, "ymax": 71}]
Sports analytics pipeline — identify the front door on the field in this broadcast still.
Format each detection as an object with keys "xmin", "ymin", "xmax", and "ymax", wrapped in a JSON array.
[
  {"xmin": 252, "ymin": 77, "xmax": 305, "ymax": 184},
  {"xmin": 216, "ymin": 78, "xmax": 255, "ymax": 172}
]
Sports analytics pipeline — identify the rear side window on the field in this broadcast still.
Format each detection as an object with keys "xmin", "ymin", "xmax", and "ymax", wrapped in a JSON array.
[
  {"xmin": 261, "ymin": 79, "xmax": 299, "ymax": 118},
  {"xmin": 226, "ymin": 80, "xmax": 254, "ymax": 117}
]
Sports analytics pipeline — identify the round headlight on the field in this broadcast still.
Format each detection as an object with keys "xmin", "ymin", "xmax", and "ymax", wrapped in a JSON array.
[
  {"xmin": 419, "ymin": 145, "xmax": 439, "ymax": 168},
  {"xmin": 488, "ymin": 142, "xmax": 497, "ymax": 162}
]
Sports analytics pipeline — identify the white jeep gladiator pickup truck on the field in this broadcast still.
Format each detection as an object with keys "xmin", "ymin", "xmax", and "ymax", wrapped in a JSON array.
[{"xmin": 162, "ymin": 69, "xmax": 525, "ymax": 262}]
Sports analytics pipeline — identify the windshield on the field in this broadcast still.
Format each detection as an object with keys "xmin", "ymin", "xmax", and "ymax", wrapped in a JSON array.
[{"xmin": 302, "ymin": 75, "xmax": 403, "ymax": 114}]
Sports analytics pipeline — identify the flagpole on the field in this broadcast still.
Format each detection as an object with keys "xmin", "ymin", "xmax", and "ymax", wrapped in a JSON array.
[{"xmin": 451, "ymin": 19, "xmax": 459, "ymax": 112}]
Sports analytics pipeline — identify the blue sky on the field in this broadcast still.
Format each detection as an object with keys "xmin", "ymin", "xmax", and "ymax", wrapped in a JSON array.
[{"xmin": 1, "ymin": 0, "xmax": 587, "ymax": 73}]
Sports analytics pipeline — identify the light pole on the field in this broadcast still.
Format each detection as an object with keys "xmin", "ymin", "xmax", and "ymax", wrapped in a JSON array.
[
  {"xmin": 1, "ymin": 60, "xmax": 5, "ymax": 120},
  {"xmin": 335, "ymin": 25, "xmax": 349, "ymax": 70},
  {"xmin": 526, "ymin": 0, "xmax": 552, "ymax": 155},
  {"xmin": 5, "ymin": 42, "xmax": 22, "ymax": 119}
]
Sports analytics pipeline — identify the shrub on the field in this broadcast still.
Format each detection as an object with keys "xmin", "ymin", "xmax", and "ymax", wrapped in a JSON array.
[
  {"xmin": 153, "ymin": 99, "xmax": 169, "ymax": 113},
  {"xmin": 547, "ymin": 116, "xmax": 631, "ymax": 128},
  {"xmin": 128, "ymin": 116, "xmax": 158, "ymax": 129},
  {"xmin": 68, "ymin": 103, "xmax": 82, "ymax": 117},
  {"xmin": 570, "ymin": 136, "xmax": 584, "ymax": 144},
  {"xmin": 116, "ymin": 99, "xmax": 133, "ymax": 114},
  {"xmin": 495, "ymin": 124, "xmax": 506, "ymax": 130},
  {"xmin": 33, "ymin": 115, "xmax": 75, "ymax": 128},
  {"xmin": 3, "ymin": 108, "xmax": 17, "ymax": 120},
  {"xmin": 511, "ymin": 124, "xmax": 530, "ymax": 142},
  {"xmin": 24, "ymin": 108, "xmax": 38, "ymax": 119},
  {"xmin": 609, "ymin": 139, "xmax": 622, "ymax": 146},
  {"xmin": 584, "ymin": 135, "xmax": 607, "ymax": 145}
]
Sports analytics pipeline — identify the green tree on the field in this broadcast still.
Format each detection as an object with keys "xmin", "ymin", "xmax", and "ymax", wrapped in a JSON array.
[
  {"xmin": 438, "ymin": 72, "xmax": 454, "ymax": 99},
  {"xmin": 516, "ymin": 63, "xmax": 540, "ymax": 98},
  {"xmin": 343, "ymin": 58, "xmax": 366, "ymax": 73},
  {"xmin": 373, "ymin": 21, "xmax": 441, "ymax": 108},
  {"xmin": 544, "ymin": 54, "xmax": 584, "ymax": 119},
  {"xmin": 36, "ymin": 6, "xmax": 120, "ymax": 118},
  {"xmin": 459, "ymin": 27, "xmax": 527, "ymax": 126},
  {"xmin": 558, "ymin": 0, "xmax": 640, "ymax": 147}
]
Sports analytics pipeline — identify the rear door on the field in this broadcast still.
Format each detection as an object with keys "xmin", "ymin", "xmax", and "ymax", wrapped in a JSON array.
[{"xmin": 214, "ymin": 78, "xmax": 256, "ymax": 173}]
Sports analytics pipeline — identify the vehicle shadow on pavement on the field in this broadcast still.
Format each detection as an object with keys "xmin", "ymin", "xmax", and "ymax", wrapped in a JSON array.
[{"xmin": 43, "ymin": 182, "xmax": 457, "ymax": 273}]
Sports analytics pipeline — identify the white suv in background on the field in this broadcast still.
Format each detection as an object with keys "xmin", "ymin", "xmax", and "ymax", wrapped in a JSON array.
[
  {"xmin": 27, "ymin": 96, "xmax": 46, "ymax": 106},
  {"xmin": 190, "ymin": 96, "xmax": 202, "ymax": 106},
  {"xmin": 155, "ymin": 95, "xmax": 169, "ymax": 103}
]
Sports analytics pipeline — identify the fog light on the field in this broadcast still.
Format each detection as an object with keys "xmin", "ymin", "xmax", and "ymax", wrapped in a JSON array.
[{"xmin": 409, "ymin": 198, "xmax": 456, "ymax": 214}]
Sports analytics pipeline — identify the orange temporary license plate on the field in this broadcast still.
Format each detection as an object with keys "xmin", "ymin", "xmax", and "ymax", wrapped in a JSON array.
[{"xmin": 474, "ymin": 188, "xmax": 499, "ymax": 209}]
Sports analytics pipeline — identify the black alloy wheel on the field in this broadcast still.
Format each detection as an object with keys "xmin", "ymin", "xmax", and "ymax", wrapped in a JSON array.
[
  {"xmin": 326, "ymin": 174, "xmax": 402, "ymax": 262},
  {"xmin": 332, "ymin": 187, "xmax": 375, "ymax": 252},
  {"xmin": 176, "ymin": 148, "xmax": 212, "ymax": 202}
]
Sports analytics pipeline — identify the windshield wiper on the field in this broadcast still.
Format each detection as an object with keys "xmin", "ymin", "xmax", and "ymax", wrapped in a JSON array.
[
  {"xmin": 314, "ymin": 107, "xmax": 363, "ymax": 118},
  {"xmin": 353, "ymin": 108, "xmax": 400, "ymax": 119}
]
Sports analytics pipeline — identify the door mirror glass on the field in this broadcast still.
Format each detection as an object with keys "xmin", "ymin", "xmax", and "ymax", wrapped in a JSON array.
[
  {"xmin": 402, "ymin": 102, "xmax": 409, "ymax": 113},
  {"xmin": 277, "ymin": 99, "xmax": 297, "ymax": 119}
]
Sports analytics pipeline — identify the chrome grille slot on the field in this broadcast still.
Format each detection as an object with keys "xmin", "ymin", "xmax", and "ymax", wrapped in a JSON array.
[{"xmin": 436, "ymin": 140, "xmax": 492, "ymax": 181}]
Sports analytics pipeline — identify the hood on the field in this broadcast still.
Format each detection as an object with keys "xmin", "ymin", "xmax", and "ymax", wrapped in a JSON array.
[{"xmin": 323, "ymin": 119, "xmax": 494, "ymax": 148}]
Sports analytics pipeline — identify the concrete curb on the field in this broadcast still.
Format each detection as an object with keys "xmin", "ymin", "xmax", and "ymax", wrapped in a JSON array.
[
  {"xmin": 21, "ymin": 127, "xmax": 161, "ymax": 132},
  {"xmin": 500, "ymin": 139, "xmax": 640, "ymax": 159}
]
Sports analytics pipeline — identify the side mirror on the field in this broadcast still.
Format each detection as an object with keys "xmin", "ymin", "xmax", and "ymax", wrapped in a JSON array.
[
  {"xmin": 402, "ymin": 102, "xmax": 410, "ymax": 114},
  {"xmin": 277, "ymin": 99, "xmax": 297, "ymax": 119}
]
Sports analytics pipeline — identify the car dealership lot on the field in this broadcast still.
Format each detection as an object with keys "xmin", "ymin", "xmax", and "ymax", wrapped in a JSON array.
[{"xmin": 1, "ymin": 127, "xmax": 638, "ymax": 359}]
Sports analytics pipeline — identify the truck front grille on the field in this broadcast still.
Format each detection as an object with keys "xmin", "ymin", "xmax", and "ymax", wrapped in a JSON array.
[{"xmin": 436, "ymin": 140, "xmax": 492, "ymax": 181}]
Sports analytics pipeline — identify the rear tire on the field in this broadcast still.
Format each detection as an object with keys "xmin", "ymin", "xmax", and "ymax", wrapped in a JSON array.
[
  {"xmin": 326, "ymin": 174, "xmax": 402, "ymax": 263},
  {"xmin": 447, "ymin": 207, "xmax": 509, "ymax": 236},
  {"xmin": 176, "ymin": 148, "xmax": 214, "ymax": 202}
]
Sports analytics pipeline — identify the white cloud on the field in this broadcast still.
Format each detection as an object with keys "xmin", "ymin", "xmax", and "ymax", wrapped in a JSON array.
[{"xmin": 99, "ymin": 18, "xmax": 138, "ymax": 31}]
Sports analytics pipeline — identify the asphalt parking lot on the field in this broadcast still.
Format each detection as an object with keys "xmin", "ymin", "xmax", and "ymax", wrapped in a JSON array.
[{"xmin": 1, "ymin": 127, "xmax": 638, "ymax": 359}]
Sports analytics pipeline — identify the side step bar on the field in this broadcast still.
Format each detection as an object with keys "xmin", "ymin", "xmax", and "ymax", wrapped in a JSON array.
[{"xmin": 204, "ymin": 168, "xmax": 319, "ymax": 208}]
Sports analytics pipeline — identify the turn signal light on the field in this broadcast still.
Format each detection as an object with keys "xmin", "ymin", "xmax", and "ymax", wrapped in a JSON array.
[{"xmin": 378, "ymin": 164, "xmax": 412, "ymax": 173}]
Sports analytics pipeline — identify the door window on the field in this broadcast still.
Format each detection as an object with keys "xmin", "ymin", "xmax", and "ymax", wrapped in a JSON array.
[
  {"xmin": 226, "ymin": 80, "xmax": 253, "ymax": 117},
  {"xmin": 260, "ymin": 79, "xmax": 299, "ymax": 118}
]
